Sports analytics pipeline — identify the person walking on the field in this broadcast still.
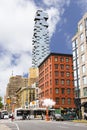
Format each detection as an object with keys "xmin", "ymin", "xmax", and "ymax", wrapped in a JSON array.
[{"xmin": 11, "ymin": 114, "xmax": 14, "ymax": 121}]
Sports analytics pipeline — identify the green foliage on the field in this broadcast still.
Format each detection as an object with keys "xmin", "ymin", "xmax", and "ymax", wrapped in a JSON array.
[{"xmin": 0, "ymin": 96, "xmax": 3, "ymax": 109}]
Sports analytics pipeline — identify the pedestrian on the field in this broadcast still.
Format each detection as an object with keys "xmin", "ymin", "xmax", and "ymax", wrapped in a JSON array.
[
  {"xmin": 11, "ymin": 114, "xmax": 14, "ymax": 121},
  {"xmin": 41, "ymin": 113, "xmax": 44, "ymax": 120}
]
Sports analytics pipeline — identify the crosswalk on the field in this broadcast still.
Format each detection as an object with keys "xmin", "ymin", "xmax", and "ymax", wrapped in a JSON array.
[{"xmin": 0, "ymin": 119, "xmax": 19, "ymax": 130}]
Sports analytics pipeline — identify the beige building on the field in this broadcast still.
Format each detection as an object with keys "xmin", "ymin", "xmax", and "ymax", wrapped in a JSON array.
[
  {"xmin": 16, "ymin": 87, "xmax": 35, "ymax": 108},
  {"xmin": 5, "ymin": 75, "xmax": 28, "ymax": 112},
  {"xmin": 5, "ymin": 68, "xmax": 39, "ymax": 111},
  {"xmin": 72, "ymin": 13, "xmax": 87, "ymax": 118},
  {"xmin": 28, "ymin": 67, "xmax": 38, "ymax": 86},
  {"xmin": 6, "ymin": 75, "xmax": 28, "ymax": 97}
]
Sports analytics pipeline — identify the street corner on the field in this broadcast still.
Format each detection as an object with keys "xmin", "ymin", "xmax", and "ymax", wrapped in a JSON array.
[{"xmin": 0, "ymin": 124, "xmax": 11, "ymax": 130}]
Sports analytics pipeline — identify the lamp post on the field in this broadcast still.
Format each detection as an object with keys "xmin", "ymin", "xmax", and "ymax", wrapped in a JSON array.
[
  {"xmin": 42, "ymin": 98, "xmax": 55, "ymax": 121},
  {"xmin": 25, "ymin": 86, "xmax": 28, "ymax": 109}
]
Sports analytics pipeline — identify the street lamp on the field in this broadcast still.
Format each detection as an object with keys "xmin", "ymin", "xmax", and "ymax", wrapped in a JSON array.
[
  {"xmin": 25, "ymin": 86, "xmax": 29, "ymax": 109},
  {"xmin": 42, "ymin": 98, "xmax": 55, "ymax": 121}
]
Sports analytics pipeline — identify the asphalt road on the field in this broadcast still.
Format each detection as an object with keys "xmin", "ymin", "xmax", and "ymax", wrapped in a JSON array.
[
  {"xmin": 15, "ymin": 120, "xmax": 87, "ymax": 130},
  {"xmin": 0, "ymin": 119, "xmax": 87, "ymax": 130}
]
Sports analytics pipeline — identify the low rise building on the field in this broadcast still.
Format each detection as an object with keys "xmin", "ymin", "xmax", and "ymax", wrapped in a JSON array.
[{"xmin": 38, "ymin": 53, "xmax": 75, "ymax": 111}]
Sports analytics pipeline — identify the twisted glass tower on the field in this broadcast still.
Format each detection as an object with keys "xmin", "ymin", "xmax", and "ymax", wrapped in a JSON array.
[{"xmin": 32, "ymin": 10, "xmax": 50, "ymax": 67}]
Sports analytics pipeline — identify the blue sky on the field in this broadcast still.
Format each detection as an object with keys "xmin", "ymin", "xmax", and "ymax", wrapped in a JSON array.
[
  {"xmin": 50, "ymin": 0, "xmax": 86, "ymax": 53},
  {"xmin": 0, "ymin": 0, "xmax": 87, "ymax": 98}
]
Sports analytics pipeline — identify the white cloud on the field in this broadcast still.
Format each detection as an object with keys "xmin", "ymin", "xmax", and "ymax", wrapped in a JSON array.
[
  {"xmin": 0, "ymin": 0, "xmax": 37, "ymax": 53},
  {"xmin": 0, "ymin": 0, "xmax": 71, "ymax": 100},
  {"xmin": 46, "ymin": 8, "xmax": 60, "ymax": 37},
  {"xmin": 0, "ymin": 0, "xmax": 37, "ymax": 99},
  {"xmin": 43, "ymin": 0, "xmax": 70, "ymax": 38}
]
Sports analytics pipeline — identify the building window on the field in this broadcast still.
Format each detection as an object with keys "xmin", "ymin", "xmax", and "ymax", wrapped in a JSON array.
[
  {"xmin": 72, "ymin": 39, "xmax": 78, "ymax": 50},
  {"xmin": 61, "ymin": 88, "xmax": 65, "ymax": 94},
  {"xmin": 85, "ymin": 18, "xmax": 87, "ymax": 28},
  {"xmin": 60, "ymin": 57, "xmax": 64, "ymax": 62},
  {"xmin": 72, "ymin": 41, "xmax": 75, "ymax": 50},
  {"xmin": 66, "ymin": 72, "xmax": 70, "ymax": 77},
  {"xmin": 66, "ymin": 80, "xmax": 70, "ymax": 85},
  {"xmin": 77, "ymin": 58, "xmax": 79, "ymax": 66},
  {"xmin": 49, "ymin": 58, "xmax": 51, "ymax": 62},
  {"xmin": 74, "ymin": 80, "xmax": 77, "ymax": 87},
  {"xmin": 82, "ymin": 76, "xmax": 87, "ymax": 85},
  {"xmin": 67, "ymin": 98, "xmax": 71, "ymax": 104},
  {"xmin": 50, "ymin": 65, "xmax": 51, "ymax": 70},
  {"xmin": 81, "ymin": 54, "xmax": 85, "ymax": 62},
  {"xmin": 50, "ymin": 80, "xmax": 52, "ymax": 85},
  {"xmin": 67, "ymin": 88, "xmax": 71, "ymax": 94},
  {"xmin": 55, "ymin": 71, "xmax": 59, "ymax": 76},
  {"xmin": 50, "ymin": 72, "xmax": 52, "ymax": 77},
  {"xmin": 73, "ymin": 50, "xmax": 76, "ymax": 58},
  {"xmin": 66, "ymin": 65, "xmax": 70, "ymax": 70},
  {"xmin": 78, "ymin": 78, "xmax": 80, "ymax": 87},
  {"xmin": 55, "ymin": 88, "xmax": 59, "ymax": 94},
  {"xmin": 62, "ymin": 98, "xmax": 65, "ymax": 104},
  {"xmin": 61, "ymin": 79, "xmax": 64, "ymax": 85},
  {"xmin": 61, "ymin": 72, "xmax": 64, "ymax": 77},
  {"xmin": 80, "ymin": 44, "xmax": 84, "ymax": 52},
  {"xmin": 86, "ymin": 30, "xmax": 87, "ymax": 37},
  {"xmin": 50, "ymin": 88, "xmax": 52, "ymax": 94},
  {"xmin": 83, "ymin": 87, "xmax": 87, "ymax": 96},
  {"xmin": 73, "ymin": 60, "xmax": 76, "ymax": 68},
  {"xmin": 55, "ymin": 57, "xmax": 58, "ymax": 62},
  {"xmin": 60, "ymin": 64, "xmax": 64, "ymax": 69},
  {"xmin": 66, "ymin": 57, "xmax": 69, "ymax": 62},
  {"xmin": 80, "ymin": 33, "xmax": 84, "ymax": 42},
  {"xmin": 56, "ymin": 98, "xmax": 59, "ymax": 105},
  {"xmin": 55, "ymin": 64, "xmax": 58, "ymax": 69},
  {"xmin": 74, "ymin": 70, "xmax": 77, "ymax": 78},
  {"xmin": 55, "ymin": 79, "xmax": 59, "ymax": 85},
  {"xmin": 82, "ymin": 65, "xmax": 85, "ymax": 74},
  {"xmin": 79, "ymin": 23, "xmax": 83, "ymax": 31}
]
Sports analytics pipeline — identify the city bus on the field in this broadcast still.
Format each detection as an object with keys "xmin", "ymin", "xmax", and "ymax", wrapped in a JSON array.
[
  {"xmin": 29, "ymin": 108, "xmax": 55, "ymax": 119},
  {"xmin": 14, "ymin": 108, "xmax": 55, "ymax": 120},
  {"xmin": 14, "ymin": 108, "xmax": 30, "ymax": 120}
]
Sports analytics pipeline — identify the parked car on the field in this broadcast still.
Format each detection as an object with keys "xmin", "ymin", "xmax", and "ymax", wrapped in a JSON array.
[
  {"xmin": 53, "ymin": 114, "xmax": 64, "ymax": 121},
  {"xmin": 4, "ymin": 114, "xmax": 9, "ymax": 119},
  {"xmin": 0, "ymin": 110, "xmax": 9, "ymax": 119},
  {"xmin": 63, "ymin": 112, "xmax": 77, "ymax": 120}
]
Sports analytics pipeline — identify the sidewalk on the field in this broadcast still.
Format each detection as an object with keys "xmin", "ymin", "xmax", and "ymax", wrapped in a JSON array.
[
  {"xmin": 73, "ymin": 119, "xmax": 87, "ymax": 123},
  {"xmin": 0, "ymin": 124, "xmax": 11, "ymax": 130}
]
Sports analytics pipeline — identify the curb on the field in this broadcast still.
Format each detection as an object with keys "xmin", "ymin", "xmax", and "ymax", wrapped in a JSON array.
[{"xmin": 73, "ymin": 120, "xmax": 87, "ymax": 123}]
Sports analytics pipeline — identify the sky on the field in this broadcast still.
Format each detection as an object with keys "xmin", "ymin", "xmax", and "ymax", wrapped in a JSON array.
[{"xmin": 0, "ymin": 0, "xmax": 87, "ymax": 100}]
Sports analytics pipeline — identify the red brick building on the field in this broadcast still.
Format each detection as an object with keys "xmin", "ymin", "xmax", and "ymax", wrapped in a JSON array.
[{"xmin": 39, "ymin": 53, "xmax": 75, "ymax": 109}]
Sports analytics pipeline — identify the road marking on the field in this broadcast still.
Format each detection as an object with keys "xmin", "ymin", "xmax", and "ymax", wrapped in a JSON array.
[{"xmin": 13, "ymin": 122, "xmax": 19, "ymax": 130}]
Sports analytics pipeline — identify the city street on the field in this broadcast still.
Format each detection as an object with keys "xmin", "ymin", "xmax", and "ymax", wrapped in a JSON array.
[{"xmin": 0, "ymin": 119, "xmax": 87, "ymax": 130}]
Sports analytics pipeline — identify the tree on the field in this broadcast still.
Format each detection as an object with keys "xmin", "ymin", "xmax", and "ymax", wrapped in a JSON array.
[{"xmin": 0, "ymin": 96, "xmax": 3, "ymax": 109}]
